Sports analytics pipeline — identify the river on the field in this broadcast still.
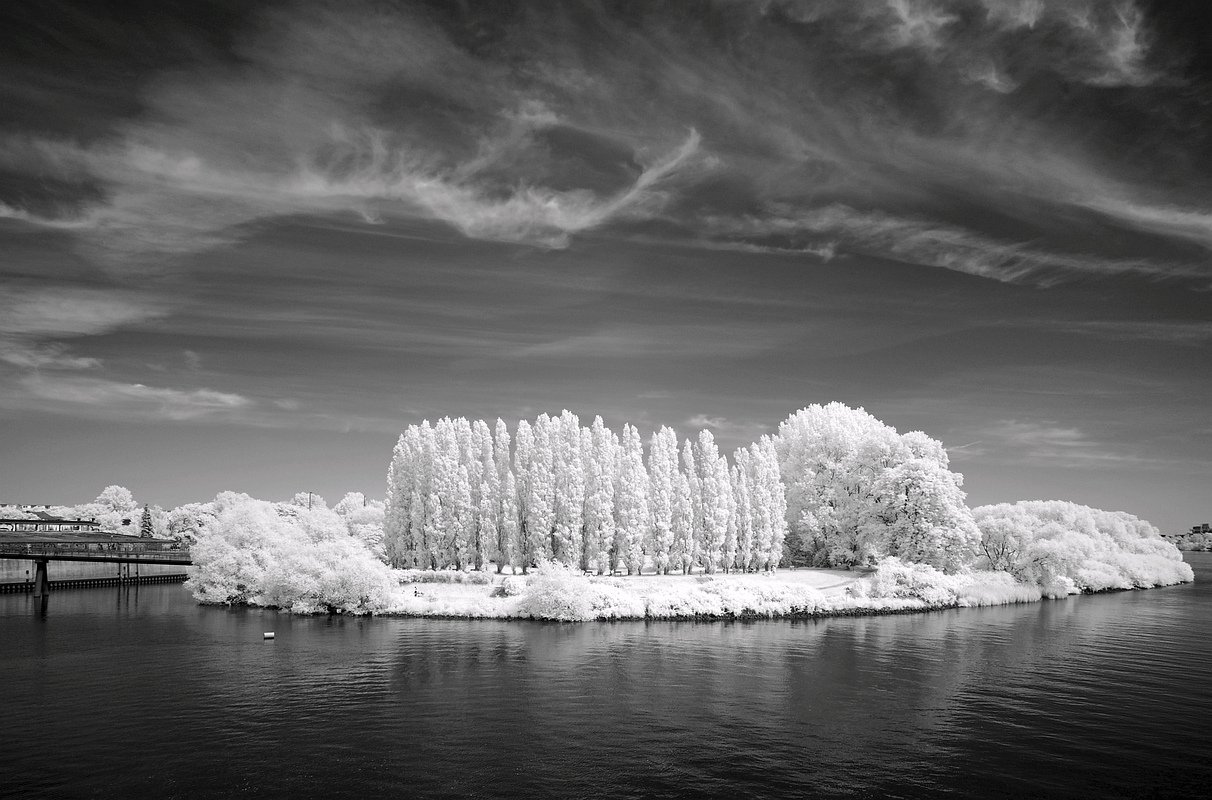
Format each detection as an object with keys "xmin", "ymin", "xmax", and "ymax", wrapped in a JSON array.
[{"xmin": 3, "ymin": 553, "xmax": 1210, "ymax": 799}]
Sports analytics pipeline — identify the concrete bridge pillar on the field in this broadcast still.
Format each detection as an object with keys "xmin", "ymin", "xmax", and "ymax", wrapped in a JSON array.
[{"xmin": 31, "ymin": 558, "xmax": 50, "ymax": 598}]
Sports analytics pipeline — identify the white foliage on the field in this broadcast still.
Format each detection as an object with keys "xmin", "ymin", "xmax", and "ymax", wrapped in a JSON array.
[
  {"xmin": 376, "ymin": 405, "xmax": 1189, "ymax": 618},
  {"xmin": 551, "ymin": 410, "xmax": 585, "ymax": 566},
  {"xmin": 166, "ymin": 501, "xmax": 218, "ymax": 546},
  {"xmin": 57, "ymin": 484, "xmax": 142, "ymax": 534},
  {"xmin": 864, "ymin": 458, "xmax": 981, "ymax": 571},
  {"xmin": 774, "ymin": 403, "xmax": 970, "ymax": 570},
  {"xmin": 647, "ymin": 426, "xmax": 680, "ymax": 574},
  {"xmin": 864, "ymin": 558, "xmax": 1043, "ymax": 607},
  {"xmin": 394, "ymin": 569, "xmax": 493, "ymax": 585},
  {"xmin": 187, "ymin": 492, "xmax": 401, "ymax": 614},
  {"xmin": 523, "ymin": 415, "xmax": 556, "ymax": 566},
  {"xmin": 615, "ymin": 423, "xmax": 650, "ymax": 575},
  {"xmin": 1175, "ymin": 532, "xmax": 1212, "ymax": 551},
  {"xmin": 581, "ymin": 416, "xmax": 617, "ymax": 573},
  {"xmin": 96, "ymin": 485, "xmax": 138, "ymax": 516},
  {"xmin": 972, "ymin": 500, "xmax": 1193, "ymax": 592},
  {"xmin": 692, "ymin": 430, "xmax": 733, "ymax": 574},
  {"xmin": 513, "ymin": 561, "xmax": 646, "ymax": 621},
  {"xmin": 335, "ymin": 492, "xmax": 386, "ymax": 557},
  {"xmin": 493, "ymin": 419, "xmax": 517, "ymax": 571},
  {"xmin": 731, "ymin": 455, "xmax": 754, "ymax": 570},
  {"xmin": 671, "ymin": 470, "xmax": 695, "ymax": 574}
]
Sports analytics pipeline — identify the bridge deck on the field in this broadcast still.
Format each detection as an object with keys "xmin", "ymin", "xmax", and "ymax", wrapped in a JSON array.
[{"xmin": 0, "ymin": 532, "xmax": 192, "ymax": 565}]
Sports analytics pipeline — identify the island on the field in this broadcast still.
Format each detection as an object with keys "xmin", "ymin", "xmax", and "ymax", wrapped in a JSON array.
[{"xmin": 153, "ymin": 403, "xmax": 1192, "ymax": 619}]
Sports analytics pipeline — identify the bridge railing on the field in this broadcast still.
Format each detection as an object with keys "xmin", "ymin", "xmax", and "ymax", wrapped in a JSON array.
[{"xmin": 0, "ymin": 541, "xmax": 192, "ymax": 561}]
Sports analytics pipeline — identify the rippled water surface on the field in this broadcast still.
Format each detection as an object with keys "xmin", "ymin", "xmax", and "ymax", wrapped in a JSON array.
[{"xmin": 4, "ymin": 554, "xmax": 1211, "ymax": 799}]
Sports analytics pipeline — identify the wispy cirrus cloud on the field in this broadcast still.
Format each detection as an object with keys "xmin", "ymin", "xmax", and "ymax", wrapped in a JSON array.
[
  {"xmin": 292, "ymin": 125, "xmax": 705, "ymax": 248},
  {"xmin": 16, "ymin": 374, "xmax": 251, "ymax": 422},
  {"xmin": 1, "ymin": 0, "xmax": 1209, "ymax": 288},
  {"xmin": 686, "ymin": 413, "xmax": 729, "ymax": 430},
  {"xmin": 1044, "ymin": 320, "xmax": 1212, "ymax": 344},
  {"xmin": 507, "ymin": 320, "xmax": 790, "ymax": 361},
  {"xmin": 0, "ymin": 285, "xmax": 262, "ymax": 426},
  {"xmin": 0, "ymin": 285, "xmax": 164, "ymax": 370},
  {"xmin": 0, "ymin": 343, "xmax": 100, "ymax": 371},
  {"xmin": 0, "ymin": 286, "xmax": 162, "ymax": 338},
  {"xmin": 0, "ymin": 2, "xmax": 710, "ymax": 260},
  {"xmin": 1082, "ymin": 197, "xmax": 1212, "ymax": 252},
  {"xmin": 767, "ymin": 0, "xmax": 1157, "ymax": 86},
  {"xmin": 700, "ymin": 205, "xmax": 1199, "ymax": 283},
  {"xmin": 1, "ymin": 119, "xmax": 704, "ymax": 258},
  {"xmin": 952, "ymin": 419, "xmax": 1158, "ymax": 468}
]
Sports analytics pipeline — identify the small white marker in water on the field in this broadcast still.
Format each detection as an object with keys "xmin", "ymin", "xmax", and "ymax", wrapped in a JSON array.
[{"xmin": 264, "ymin": 632, "xmax": 275, "ymax": 640}]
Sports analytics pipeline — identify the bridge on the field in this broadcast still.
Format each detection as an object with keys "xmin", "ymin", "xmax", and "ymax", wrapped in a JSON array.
[{"xmin": 0, "ymin": 533, "xmax": 192, "ymax": 597}]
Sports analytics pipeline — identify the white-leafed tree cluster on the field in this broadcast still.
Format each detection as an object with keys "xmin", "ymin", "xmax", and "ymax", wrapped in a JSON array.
[
  {"xmin": 171, "ymin": 403, "xmax": 1193, "ymax": 617},
  {"xmin": 184, "ymin": 491, "xmax": 394, "ymax": 613},
  {"xmin": 52, "ymin": 485, "xmax": 170, "ymax": 538},
  {"xmin": 1173, "ymin": 529, "xmax": 1212, "ymax": 551},
  {"xmin": 971, "ymin": 500, "xmax": 1193, "ymax": 593},
  {"xmin": 774, "ymin": 403, "xmax": 981, "ymax": 570},
  {"xmin": 384, "ymin": 411, "xmax": 787, "ymax": 575}
]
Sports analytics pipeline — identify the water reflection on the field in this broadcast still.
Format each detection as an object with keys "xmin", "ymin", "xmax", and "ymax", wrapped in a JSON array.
[{"xmin": 2, "ymin": 555, "xmax": 1209, "ymax": 799}]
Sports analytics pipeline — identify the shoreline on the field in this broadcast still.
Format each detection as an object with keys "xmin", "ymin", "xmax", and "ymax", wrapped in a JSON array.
[
  {"xmin": 193, "ymin": 584, "xmax": 1186, "ymax": 621},
  {"xmin": 188, "ymin": 563, "xmax": 1195, "ymax": 621}
]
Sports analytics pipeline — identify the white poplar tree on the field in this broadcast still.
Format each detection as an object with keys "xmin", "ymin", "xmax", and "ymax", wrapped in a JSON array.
[
  {"xmin": 753, "ymin": 436, "xmax": 787, "ymax": 570},
  {"xmin": 671, "ymin": 471, "xmax": 694, "ymax": 574},
  {"xmin": 413, "ymin": 424, "xmax": 436, "ymax": 568},
  {"xmin": 694, "ymin": 430, "xmax": 733, "ymax": 574},
  {"xmin": 731, "ymin": 453, "xmax": 754, "ymax": 571},
  {"xmin": 471, "ymin": 419, "xmax": 497, "ymax": 570},
  {"xmin": 493, "ymin": 418, "xmax": 515, "ymax": 572},
  {"xmin": 499, "ymin": 469, "xmax": 520, "ymax": 572},
  {"xmin": 647, "ymin": 426, "xmax": 678, "ymax": 574},
  {"xmin": 432, "ymin": 419, "xmax": 463, "ymax": 568},
  {"xmin": 513, "ymin": 419, "xmax": 536, "ymax": 572},
  {"xmin": 615, "ymin": 423, "xmax": 650, "ymax": 575},
  {"xmin": 384, "ymin": 432, "xmax": 411, "ymax": 567},
  {"xmin": 581, "ymin": 417, "xmax": 617, "ymax": 573},
  {"xmin": 721, "ymin": 471, "xmax": 739, "ymax": 572},
  {"xmin": 385, "ymin": 425, "xmax": 434, "ymax": 569},
  {"xmin": 681, "ymin": 439, "xmax": 702, "ymax": 572},
  {"xmin": 525, "ymin": 414, "xmax": 556, "ymax": 568},
  {"xmin": 551, "ymin": 410, "xmax": 585, "ymax": 567}
]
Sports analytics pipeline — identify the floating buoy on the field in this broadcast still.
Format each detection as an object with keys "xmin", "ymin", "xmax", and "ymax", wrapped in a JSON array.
[{"xmin": 263, "ymin": 632, "xmax": 275, "ymax": 640}]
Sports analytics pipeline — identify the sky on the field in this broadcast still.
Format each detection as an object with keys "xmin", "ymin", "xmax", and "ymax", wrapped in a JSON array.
[{"xmin": 1, "ymin": 0, "xmax": 1209, "ymax": 533}]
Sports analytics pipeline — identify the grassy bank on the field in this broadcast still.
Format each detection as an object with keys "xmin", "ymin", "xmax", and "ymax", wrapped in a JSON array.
[{"xmin": 380, "ymin": 561, "xmax": 1058, "ymax": 621}]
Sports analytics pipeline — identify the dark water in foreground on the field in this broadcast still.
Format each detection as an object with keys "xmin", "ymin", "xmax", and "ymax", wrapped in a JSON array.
[{"xmin": 3, "ymin": 555, "xmax": 1211, "ymax": 799}]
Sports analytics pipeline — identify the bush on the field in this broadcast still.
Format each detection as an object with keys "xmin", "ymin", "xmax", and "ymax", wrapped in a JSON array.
[
  {"xmin": 514, "ymin": 562, "xmax": 645, "ymax": 621},
  {"xmin": 499, "ymin": 576, "xmax": 527, "ymax": 596},
  {"xmin": 396, "ymin": 569, "xmax": 494, "ymax": 585},
  {"xmin": 972, "ymin": 501, "xmax": 1193, "ymax": 592},
  {"xmin": 186, "ymin": 493, "xmax": 402, "ymax": 614},
  {"xmin": 864, "ymin": 558, "xmax": 1043, "ymax": 608}
]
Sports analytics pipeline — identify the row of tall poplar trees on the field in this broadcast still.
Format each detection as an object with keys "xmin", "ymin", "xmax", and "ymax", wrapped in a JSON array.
[{"xmin": 384, "ymin": 411, "xmax": 786, "ymax": 574}]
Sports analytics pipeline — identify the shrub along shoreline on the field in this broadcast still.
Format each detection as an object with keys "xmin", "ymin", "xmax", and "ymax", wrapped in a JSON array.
[
  {"xmin": 188, "ymin": 555, "xmax": 1192, "ymax": 621},
  {"xmin": 370, "ymin": 556, "xmax": 1188, "ymax": 622}
]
